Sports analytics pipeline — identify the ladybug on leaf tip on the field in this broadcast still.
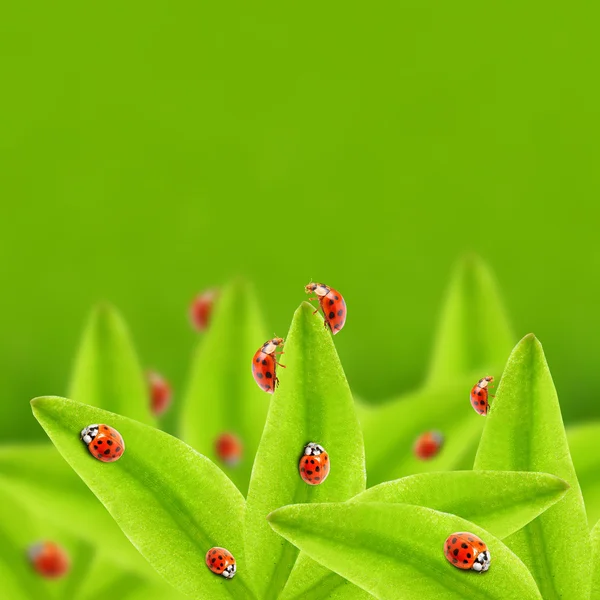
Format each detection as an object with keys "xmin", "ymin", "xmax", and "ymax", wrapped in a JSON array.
[
  {"xmin": 305, "ymin": 282, "xmax": 347, "ymax": 335},
  {"xmin": 470, "ymin": 376, "xmax": 494, "ymax": 416},
  {"xmin": 444, "ymin": 532, "xmax": 491, "ymax": 572},
  {"xmin": 80, "ymin": 424, "xmax": 125, "ymax": 462}
]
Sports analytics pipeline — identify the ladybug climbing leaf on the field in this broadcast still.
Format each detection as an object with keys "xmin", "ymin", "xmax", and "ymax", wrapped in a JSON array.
[
  {"xmin": 31, "ymin": 396, "xmax": 256, "ymax": 600},
  {"xmin": 180, "ymin": 279, "xmax": 270, "ymax": 495},
  {"xmin": 474, "ymin": 334, "xmax": 591, "ymax": 600},
  {"xmin": 69, "ymin": 303, "xmax": 156, "ymax": 426},
  {"xmin": 245, "ymin": 302, "xmax": 365, "ymax": 599},
  {"xmin": 268, "ymin": 502, "xmax": 542, "ymax": 600}
]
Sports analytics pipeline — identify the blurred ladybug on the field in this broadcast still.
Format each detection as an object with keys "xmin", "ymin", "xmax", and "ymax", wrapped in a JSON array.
[
  {"xmin": 444, "ymin": 532, "xmax": 491, "ymax": 572},
  {"xmin": 190, "ymin": 288, "xmax": 218, "ymax": 331},
  {"xmin": 80, "ymin": 424, "xmax": 125, "ymax": 462},
  {"xmin": 252, "ymin": 337, "xmax": 285, "ymax": 394},
  {"xmin": 413, "ymin": 430, "xmax": 444, "ymax": 460},
  {"xmin": 28, "ymin": 541, "xmax": 70, "ymax": 579},
  {"xmin": 299, "ymin": 442, "xmax": 330, "ymax": 485},
  {"xmin": 470, "ymin": 376, "xmax": 494, "ymax": 415},
  {"xmin": 305, "ymin": 282, "xmax": 347, "ymax": 335},
  {"xmin": 215, "ymin": 433, "xmax": 243, "ymax": 467},
  {"xmin": 205, "ymin": 547, "xmax": 236, "ymax": 579},
  {"xmin": 147, "ymin": 370, "xmax": 172, "ymax": 416}
]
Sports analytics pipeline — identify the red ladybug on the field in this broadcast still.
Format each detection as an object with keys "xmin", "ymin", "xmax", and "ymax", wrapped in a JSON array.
[
  {"xmin": 252, "ymin": 337, "xmax": 285, "ymax": 394},
  {"xmin": 413, "ymin": 430, "xmax": 444, "ymax": 460},
  {"xmin": 215, "ymin": 433, "xmax": 243, "ymax": 467},
  {"xmin": 205, "ymin": 547, "xmax": 236, "ymax": 578},
  {"xmin": 190, "ymin": 288, "xmax": 218, "ymax": 331},
  {"xmin": 470, "ymin": 376, "xmax": 494, "ymax": 415},
  {"xmin": 305, "ymin": 282, "xmax": 347, "ymax": 334},
  {"xmin": 147, "ymin": 370, "xmax": 172, "ymax": 416},
  {"xmin": 444, "ymin": 532, "xmax": 491, "ymax": 572},
  {"xmin": 80, "ymin": 424, "xmax": 125, "ymax": 462},
  {"xmin": 299, "ymin": 442, "xmax": 330, "ymax": 485},
  {"xmin": 28, "ymin": 542, "xmax": 70, "ymax": 579}
]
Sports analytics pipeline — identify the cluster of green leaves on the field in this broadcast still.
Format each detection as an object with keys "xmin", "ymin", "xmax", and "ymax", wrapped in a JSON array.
[{"xmin": 1, "ymin": 259, "xmax": 600, "ymax": 599}]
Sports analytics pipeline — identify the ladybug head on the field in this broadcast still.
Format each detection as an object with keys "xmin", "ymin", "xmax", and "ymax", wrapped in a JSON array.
[
  {"xmin": 472, "ymin": 550, "xmax": 491, "ymax": 573},
  {"xmin": 478, "ymin": 376, "xmax": 494, "ymax": 388},
  {"xmin": 305, "ymin": 282, "xmax": 329, "ymax": 297},
  {"xmin": 222, "ymin": 563, "xmax": 237, "ymax": 579},
  {"xmin": 272, "ymin": 337, "xmax": 284, "ymax": 346},
  {"xmin": 80, "ymin": 424, "xmax": 100, "ymax": 445},
  {"xmin": 305, "ymin": 282, "xmax": 318, "ymax": 293},
  {"xmin": 304, "ymin": 442, "xmax": 326, "ymax": 456}
]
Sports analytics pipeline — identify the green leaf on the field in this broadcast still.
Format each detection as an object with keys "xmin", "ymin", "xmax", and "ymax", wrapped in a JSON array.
[
  {"xmin": 0, "ymin": 445, "xmax": 151, "ymax": 576},
  {"xmin": 426, "ymin": 254, "xmax": 514, "ymax": 387},
  {"xmin": 69, "ymin": 304, "xmax": 155, "ymax": 426},
  {"xmin": 592, "ymin": 519, "xmax": 600, "ymax": 600},
  {"xmin": 31, "ymin": 396, "xmax": 257, "ymax": 600},
  {"xmin": 245, "ymin": 302, "xmax": 365, "ymax": 600},
  {"xmin": 268, "ymin": 502, "xmax": 542, "ymax": 600},
  {"xmin": 567, "ymin": 422, "xmax": 600, "ymax": 526},
  {"xmin": 180, "ymin": 280, "xmax": 269, "ymax": 494},
  {"xmin": 474, "ymin": 334, "xmax": 590, "ymax": 600},
  {"xmin": 280, "ymin": 470, "xmax": 567, "ymax": 600}
]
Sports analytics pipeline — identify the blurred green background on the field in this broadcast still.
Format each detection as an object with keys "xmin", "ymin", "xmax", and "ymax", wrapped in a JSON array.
[{"xmin": 1, "ymin": 0, "xmax": 599, "ymax": 445}]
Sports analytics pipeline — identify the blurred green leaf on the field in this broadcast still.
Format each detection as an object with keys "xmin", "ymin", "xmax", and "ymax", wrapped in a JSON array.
[
  {"xmin": 592, "ymin": 519, "xmax": 600, "ymax": 600},
  {"xmin": 281, "ymin": 470, "xmax": 567, "ymax": 600},
  {"xmin": 474, "ymin": 334, "xmax": 590, "ymax": 600},
  {"xmin": 426, "ymin": 255, "xmax": 514, "ymax": 387},
  {"xmin": 361, "ymin": 256, "xmax": 514, "ymax": 486},
  {"xmin": 32, "ymin": 396, "xmax": 256, "ymax": 600},
  {"xmin": 0, "ymin": 445, "xmax": 151, "ymax": 575},
  {"xmin": 180, "ymin": 280, "xmax": 269, "ymax": 494},
  {"xmin": 567, "ymin": 422, "xmax": 600, "ymax": 526},
  {"xmin": 245, "ymin": 303, "xmax": 365, "ymax": 600},
  {"xmin": 269, "ymin": 502, "xmax": 542, "ymax": 600},
  {"xmin": 69, "ymin": 304, "xmax": 155, "ymax": 426}
]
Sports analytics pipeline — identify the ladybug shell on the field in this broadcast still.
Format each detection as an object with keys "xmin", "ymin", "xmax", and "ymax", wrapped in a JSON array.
[
  {"xmin": 413, "ymin": 431, "xmax": 444, "ymax": 460},
  {"xmin": 444, "ymin": 532, "xmax": 489, "ymax": 571},
  {"xmin": 87, "ymin": 425, "xmax": 125, "ymax": 462},
  {"xmin": 252, "ymin": 349, "xmax": 277, "ymax": 394},
  {"xmin": 470, "ymin": 385, "xmax": 489, "ymax": 415},
  {"xmin": 148, "ymin": 371, "xmax": 172, "ymax": 416},
  {"xmin": 28, "ymin": 542, "xmax": 70, "ymax": 579},
  {"xmin": 318, "ymin": 287, "xmax": 347, "ymax": 335},
  {"xmin": 205, "ymin": 547, "xmax": 236, "ymax": 577},
  {"xmin": 299, "ymin": 450, "xmax": 330, "ymax": 485},
  {"xmin": 190, "ymin": 289, "xmax": 217, "ymax": 331},
  {"xmin": 215, "ymin": 433, "xmax": 243, "ymax": 466}
]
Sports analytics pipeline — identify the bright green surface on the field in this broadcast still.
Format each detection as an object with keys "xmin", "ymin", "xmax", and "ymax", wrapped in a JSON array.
[{"xmin": 2, "ymin": 0, "xmax": 600, "ymax": 444}]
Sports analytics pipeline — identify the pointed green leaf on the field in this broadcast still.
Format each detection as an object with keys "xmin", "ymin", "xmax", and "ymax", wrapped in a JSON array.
[
  {"xmin": 69, "ymin": 304, "xmax": 155, "ymax": 425},
  {"xmin": 32, "ymin": 396, "xmax": 257, "ymax": 600},
  {"xmin": 269, "ymin": 502, "xmax": 542, "ymax": 600},
  {"xmin": 245, "ymin": 303, "xmax": 365, "ymax": 600},
  {"xmin": 427, "ymin": 255, "xmax": 514, "ymax": 387},
  {"xmin": 568, "ymin": 422, "xmax": 600, "ymax": 526},
  {"xmin": 180, "ymin": 280, "xmax": 269, "ymax": 494},
  {"xmin": 474, "ymin": 334, "xmax": 590, "ymax": 600},
  {"xmin": 0, "ymin": 445, "xmax": 151, "ymax": 576},
  {"xmin": 281, "ymin": 470, "xmax": 567, "ymax": 600},
  {"xmin": 592, "ymin": 520, "xmax": 600, "ymax": 600}
]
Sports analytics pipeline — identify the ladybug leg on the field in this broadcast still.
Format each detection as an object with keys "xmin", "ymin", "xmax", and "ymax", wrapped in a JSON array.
[
  {"xmin": 275, "ymin": 376, "xmax": 280, "ymax": 388},
  {"xmin": 276, "ymin": 361, "xmax": 286, "ymax": 368}
]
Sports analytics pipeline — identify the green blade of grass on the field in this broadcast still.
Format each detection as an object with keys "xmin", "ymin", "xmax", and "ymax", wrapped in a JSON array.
[{"xmin": 592, "ymin": 519, "xmax": 600, "ymax": 600}]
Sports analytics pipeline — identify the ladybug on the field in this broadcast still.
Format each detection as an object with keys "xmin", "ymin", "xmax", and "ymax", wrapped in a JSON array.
[
  {"xmin": 413, "ymin": 430, "xmax": 444, "ymax": 460},
  {"xmin": 80, "ymin": 424, "xmax": 125, "ymax": 462},
  {"xmin": 27, "ymin": 541, "xmax": 70, "ymax": 579},
  {"xmin": 299, "ymin": 442, "xmax": 330, "ymax": 485},
  {"xmin": 147, "ymin": 370, "xmax": 172, "ymax": 416},
  {"xmin": 215, "ymin": 433, "xmax": 243, "ymax": 467},
  {"xmin": 205, "ymin": 547, "xmax": 236, "ymax": 579},
  {"xmin": 470, "ymin": 376, "xmax": 494, "ymax": 415},
  {"xmin": 190, "ymin": 288, "xmax": 218, "ymax": 331},
  {"xmin": 252, "ymin": 337, "xmax": 285, "ymax": 394},
  {"xmin": 444, "ymin": 532, "xmax": 491, "ymax": 572},
  {"xmin": 305, "ymin": 282, "xmax": 347, "ymax": 335}
]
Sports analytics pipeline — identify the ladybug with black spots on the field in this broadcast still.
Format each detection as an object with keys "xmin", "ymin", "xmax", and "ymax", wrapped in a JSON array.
[
  {"xmin": 305, "ymin": 282, "xmax": 347, "ymax": 335},
  {"xmin": 470, "ymin": 376, "xmax": 494, "ymax": 415},
  {"xmin": 444, "ymin": 532, "xmax": 491, "ymax": 572},
  {"xmin": 27, "ymin": 541, "xmax": 70, "ymax": 579},
  {"xmin": 299, "ymin": 442, "xmax": 330, "ymax": 485},
  {"xmin": 80, "ymin": 424, "xmax": 125, "ymax": 462},
  {"xmin": 252, "ymin": 337, "xmax": 285, "ymax": 394},
  {"xmin": 205, "ymin": 547, "xmax": 236, "ymax": 578}
]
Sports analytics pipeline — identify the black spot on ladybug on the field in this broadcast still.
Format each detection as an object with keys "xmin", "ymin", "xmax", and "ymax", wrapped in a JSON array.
[
  {"xmin": 337, "ymin": 310, "xmax": 343, "ymax": 316},
  {"xmin": 307, "ymin": 470, "xmax": 313, "ymax": 475},
  {"xmin": 461, "ymin": 543, "xmax": 468, "ymax": 549},
  {"xmin": 328, "ymin": 311, "xmax": 335, "ymax": 319},
  {"xmin": 107, "ymin": 440, "xmax": 113, "ymax": 446},
  {"xmin": 97, "ymin": 453, "xmax": 103, "ymax": 458},
  {"xmin": 468, "ymin": 537, "xmax": 474, "ymax": 542},
  {"xmin": 211, "ymin": 558, "xmax": 216, "ymax": 563},
  {"xmin": 463, "ymin": 560, "xmax": 468, "ymax": 564},
  {"xmin": 218, "ymin": 555, "xmax": 222, "ymax": 559},
  {"xmin": 104, "ymin": 449, "xmax": 110, "ymax": 455},
  {"xmin": 263, "ymin": 384, "xmax": 270, "ymax": 390},
  {"xmin": 452, "ymin": 537, "xmax": 457, "ymax": 544},
  {"xmin": 262, "ymin": 359, "xmax": 267, "ymax": 365},
  {"xmin": 266, "ymin": 372, "xmax": 272, "ymax": 379},
  {"xmin": 316, "ymin": 466, "xmax": 320, "ymax": 472},
  {"xmin": 478, "ymin": 390, "xmax": 483, "ymax": 396},
  {"xmin": 478, "ymin": 542, "xmax": 484, "ymax": 546},
  {"xmin": 103, "ymin": 426, "xmax": 109, "ymax": 430},
  {"xmin": 116, "ymin": 446, "xmax": 121, "ymax": 452},
  {"xmin": 310, "ymin": 459, "xmax": 315, "ymax": 464},
  {"xmin": 97, "ymin": 440, "xmax": 103, "ymax": 444},
  {"xmin": 453, "ymin": 549, "xmax": 459, "ymax": 556},
  {"xmin": 93, "ymin": 445, "xmax": 98, "ymax": 450},
  {"xmin": 334, "ymin": 324, "xmax": 341, "ymax": 329},
  {"xmin": 257, "ymin": 373, "xmax": 263, "ymax": 379},
  {"xmin": 324, "ymin": 456, "xmax": 328, "ymax": 461},
  {"xmin": 480, "ymin": 401, "xmax": 485, "ymax": 405},
  {"xmin": 467, "ymin": 553, "xmax": 471, "ymax": 558},
  {"xmin": 314, "ymin": 476, "xmax": 320, "ymax": 481},
  {"xmin": 329, "ymin": 299, "xmax": 334, "ymax": 305},
  {"xmin": 220, "ymin": 563, "xmax": 224, "ymax": 567},
  {"xmin": 453, "ymin": 559, "xmax": 458, "ymax": 564},
  {"xmin": 335, "ymin": 296, "xmax": 339, "ymax": 300},
  {"xmin": 255, "ymin": 358, "xmax": 260, "ymax": 363}
]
